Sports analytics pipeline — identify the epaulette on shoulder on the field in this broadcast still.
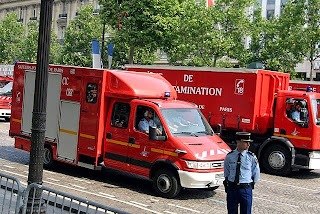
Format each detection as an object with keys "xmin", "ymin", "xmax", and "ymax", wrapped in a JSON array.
[
  {"xmin": 248, "ymin": 151, "xmax": 258, "ymax": 162},
  {"xmin": 227, "ymin": 150, "xmax": 234, "ymax": 155}
]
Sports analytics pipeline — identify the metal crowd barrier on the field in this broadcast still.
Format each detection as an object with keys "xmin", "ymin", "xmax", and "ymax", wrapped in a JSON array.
[
  {"xmin": 0, "ymin": 171, "xmax": 130, "ymax": 214},
  {"xmin": 20, "ymin": 183, "xmax": 130, "ymax": 214},
  {"xmin": 0, "ymin": 171, "xmax": 23, "ymax": 214}
]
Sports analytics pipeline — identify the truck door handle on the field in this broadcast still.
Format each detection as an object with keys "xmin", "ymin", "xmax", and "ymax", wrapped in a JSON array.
[
  {"xmin": 280, "ymin": 129, "xmax": 286, "ymax": 135},
  {"xmin": 106, "ymin": 133, "xmax": 112, "ymax": 139},
  {"xmin": 82, "ymin": 109, "xmax": 87, "ymax": 112},
  {"xmin": 129, "ymin": 137, "xmax": 135, "ymax": 144}
]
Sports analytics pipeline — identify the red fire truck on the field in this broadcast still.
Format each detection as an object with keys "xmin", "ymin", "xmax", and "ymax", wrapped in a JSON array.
[
  {"xmin": 9, "ymin": 62, "xmax": 230, "ymax": 198},
  {"xmin": 289, "ymin": 80, "xmax": 320, "ymax": 92},
  {"xmin": 125, "ymin": 65, "xmax": 320, "ymax": 176},
  {"xmin": 0, "ymin": 75, "xmax": 13, "ymax": 122}
]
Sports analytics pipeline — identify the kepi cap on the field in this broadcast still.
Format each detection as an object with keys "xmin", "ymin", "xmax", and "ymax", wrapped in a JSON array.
[{"xmin": 236, "ymin": 132, "xmax": 253, "ymax": 142}]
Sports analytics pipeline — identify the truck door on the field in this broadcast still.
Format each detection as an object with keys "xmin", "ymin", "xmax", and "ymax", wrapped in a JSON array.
[
  {"xmin": 57, "ymin": 101, "xmax": 81, "ymax": 163},
  {"xmin": 104, "ymin": 100, "xmax": 131, "ymax": 171},
  {"xmin": 78, "ymin": 78, "xmax": 100, "ymax": 162},
  {"xmin": 278, "ymin": 98, "xmax": 312, "ymax": 147},
  {"xmin": 127, "ymin": 104, "xmax": 165, "ymax": 177}
]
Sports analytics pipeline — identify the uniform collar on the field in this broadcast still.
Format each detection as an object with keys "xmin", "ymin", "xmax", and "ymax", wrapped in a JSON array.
[{"xmin": 235, "ymin": 149, "xmax": 248, "ymax": 156}]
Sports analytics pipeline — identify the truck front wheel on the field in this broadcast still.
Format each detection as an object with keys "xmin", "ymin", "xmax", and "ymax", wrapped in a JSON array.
[
  {"xmin": 43, "ymin": 146, "xmax": 54, "ymax": 168},
  {"xmin": 262, "ymin": 145, "xmax": 291, "ymax": 176},
  {"xmin": 153, "ymin": 169, "xmax": 181, "ymax": 198}
]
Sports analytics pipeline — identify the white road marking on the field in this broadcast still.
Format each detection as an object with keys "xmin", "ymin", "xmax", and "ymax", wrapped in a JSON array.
[
  {"xmin": 70, "ymin": 184, "xmax": 86, "ymax": 189},
  {"xmin": 164, "ymin": 211, "xmax": 177, "ymax": 214},
  {"xmin": 129, "ymin": 201, "xmax": 149, "ymax": 207},
  {"xmin": 253, "ymin": 196, "xmax": 300, "ymax": 208},
  {"xmin": 74, "ymin": 178, "xmax": 92, "ymax": 184},
  {"xmin": 260, "ymin": 179, "xmax": 320, "ymax": 192},
  {"xmin": 150, "ymin": 198, "xmax": 159, "ymax": 202},
  {"xmin": 168, "ymin": 203, "xmax": 201, "ymax": 213},
  {"xmin": 3, "ymin": 165, "xmax": 15, "ymax": 169},
  {"xmin": 98, "ymin": 192, "xmax": 115, "ymax": 198},
  {"xmin": 47, "ymin": 178, "xmax": 60, "ymax": 182}
]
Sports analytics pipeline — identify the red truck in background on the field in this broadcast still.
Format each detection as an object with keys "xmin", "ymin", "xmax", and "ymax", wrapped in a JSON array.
[
  {"xmin": 289, "ymin": 80, "xmax": 320, "ymax": 92},
  {"xmin": 10, "ymin": 62, "xmax": 230, "ymax": 198},
  {"xmin": 125, "ymin": 65, "xmax": 320, "ymax": 176},
  {"xmin": 0, "ymin": 71, "xmax": 13, "ymax": 122}
]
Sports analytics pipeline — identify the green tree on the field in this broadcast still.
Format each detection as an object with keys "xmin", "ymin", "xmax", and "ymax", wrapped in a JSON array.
[
  {"xmin": 20, "ymin": 21, "xmax": 62, "ymax": 64},
  {"xmin": 163, "ymin": 0, "xmax": 254, "ymax": 67},
  {"xmin": 99, "ymin": 0, "xmax": 179, "ymax": 65},
  {"xmin": 0, "ymin": 12, "xmax": 25, "ymax": 64},
  {"xmin": 61, "ymin": 5, "xmax": 102, "ymax": 67}
]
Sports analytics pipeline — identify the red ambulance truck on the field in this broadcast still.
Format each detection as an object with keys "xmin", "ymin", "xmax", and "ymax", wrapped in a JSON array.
[
  {"xmin": 0, "ymin": 76, "xmax": 13, "ymax": 122},
  {"xmin": 9, "ymin": 62, "xmax": 230, "ymax": 198},
  {"xmin": 125, "ymin": 65, "xmax": 320, "ymax": 176}
]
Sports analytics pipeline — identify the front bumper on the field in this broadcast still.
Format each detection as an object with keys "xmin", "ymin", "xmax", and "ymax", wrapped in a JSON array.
[
  {"xmin": 0, "ymin": 109, "xmax": 11, "ymax": 118},
  {"xmin": 178, "ymin": 170, "xmax": 224, "ymax": 189}
]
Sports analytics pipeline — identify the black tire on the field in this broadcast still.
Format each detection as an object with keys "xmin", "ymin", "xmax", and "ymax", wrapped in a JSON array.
[
  {"xmin": 43, "ymin": 146, "xmax": 54, "ymax": 168},
  {"xmin": 153, "ymin": 169, "xmax": 181, "ymax": 198},
  {"xmin": 4, "ymin": 117, "xmax": 10, "ymax": 122},
  {"xmin": 262, "ymin": 144, "xmax": 291, "ymax": 176}
]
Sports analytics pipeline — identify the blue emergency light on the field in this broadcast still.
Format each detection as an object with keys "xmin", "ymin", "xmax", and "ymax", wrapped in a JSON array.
[
  {"xmin": 307, "ymin": 86, "xmax": 312, "ymax": 92},
  {"xmin": 164, "ymin": 92, "xmax": 170, "ymax": 97}
]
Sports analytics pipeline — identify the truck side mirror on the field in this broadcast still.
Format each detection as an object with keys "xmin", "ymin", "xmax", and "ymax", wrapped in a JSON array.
[
  {"xmin": 149, "ymin": 126, "xmax": 167, "ymax": 141},
  {"xmin": 217, "ymin": 124, "xmax": 222, "ymax": 136}
]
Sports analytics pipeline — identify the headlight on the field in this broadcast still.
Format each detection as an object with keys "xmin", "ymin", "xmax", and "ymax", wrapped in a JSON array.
[
  {"xmin": 309, "ymin": 151, "xmax": 320, "ymax": 158},
  {"xmin": 185, "ymin": 160, "xmax": 224, "ymax": 169}
]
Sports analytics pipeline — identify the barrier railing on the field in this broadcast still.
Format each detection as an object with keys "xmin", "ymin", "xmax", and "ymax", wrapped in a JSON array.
[
  {"xmin": 0, "ymin": 172, "xmax": 130, "ymax": 214},
  {"xmin": 20, "ymin": 183, "xmax": 130, "ymax": 214},
  {"xmin": 0, "ymin": 171, "xmax": 23, "ymax": 214}
]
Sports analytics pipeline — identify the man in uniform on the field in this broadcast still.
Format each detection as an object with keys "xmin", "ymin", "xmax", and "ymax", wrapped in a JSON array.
[{"xmin": 223, "ymin": 132, "xmax": 260, "ymax": 214}]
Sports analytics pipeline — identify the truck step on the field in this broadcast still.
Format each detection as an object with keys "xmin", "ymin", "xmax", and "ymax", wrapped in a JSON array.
[{"xmin": 78, "ymin": 161, "xmax": 101, "ymax": 171}]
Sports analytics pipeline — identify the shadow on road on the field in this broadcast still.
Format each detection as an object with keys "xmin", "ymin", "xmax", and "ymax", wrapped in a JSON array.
[{"xmin": 44, "ymin": 161, "xmax": 216, "ymax": 200}]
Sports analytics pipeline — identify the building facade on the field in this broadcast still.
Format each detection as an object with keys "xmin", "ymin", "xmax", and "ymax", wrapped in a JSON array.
[{"xmin": 0, "ymin": 0, "xmax": 100, "ymax": 44}]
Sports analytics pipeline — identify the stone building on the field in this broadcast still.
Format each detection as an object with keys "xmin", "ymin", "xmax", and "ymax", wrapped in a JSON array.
[{"xmin": 0, "ymin": 0, "xmax": 100, "ymax": 44}]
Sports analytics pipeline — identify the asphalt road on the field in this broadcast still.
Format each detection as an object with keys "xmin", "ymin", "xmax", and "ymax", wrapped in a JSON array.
[{"xmin": 1, "ymin": 120, "xmax": 320, "ymax": 214}]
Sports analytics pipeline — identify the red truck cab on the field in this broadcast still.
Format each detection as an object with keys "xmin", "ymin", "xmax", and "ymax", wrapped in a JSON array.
[
  {"xmin": 272, "ymin": 90, "xmax": 320, "ymax": 173},
  {"xmin": 10, "ymin": 63, "xmax": 230, "ymax": 198}
]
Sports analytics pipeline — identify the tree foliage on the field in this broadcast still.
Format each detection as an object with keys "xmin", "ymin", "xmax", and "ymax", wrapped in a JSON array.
[
  {"xmin": 99, "ymin": 0, "xmax": 179, "ymax": 65},
  {"xmin": 61, "ymin": 5, "xmax": 102, "ymax": 67},
  {"xmin": 20, "ymin": 21, "xmax": 62, "ymax": 64},
  {"xmin": 0, "ymin": 13, "xmax": 25, "ymax": 64}
]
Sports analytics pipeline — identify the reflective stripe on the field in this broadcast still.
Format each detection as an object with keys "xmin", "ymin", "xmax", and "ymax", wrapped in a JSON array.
[
  {"xmin": 274, "ymin": 133, "xmax": 312, "ymax": 141},
  {"xmin": 11, "ymin": 118, "xmax": 21, "ymax": 123},
  {"xmin": 80, "ymin": 133, "xmax": 95, "ymax": 140},
  {"xmin": 151, "ymin": 148, "xmax": 178, "ymax": 157}
]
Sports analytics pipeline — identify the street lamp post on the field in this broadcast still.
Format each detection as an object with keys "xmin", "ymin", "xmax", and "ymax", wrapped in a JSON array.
[{"xmin": 25, "ymin": 0, "xmax": 54, "ymax": 213}]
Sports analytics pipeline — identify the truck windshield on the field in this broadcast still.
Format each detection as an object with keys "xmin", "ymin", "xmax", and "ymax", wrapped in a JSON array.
[
  {"xmin": 161, "ymin": 108, "xmax": 213, "ymax": 136},
  {"xmin": 0, "ymin": 81, "xmax": 12, "ymax": 96},
  {"xmin": 312, "ymin": 99, "xmax": 320, "ymax": 125}
]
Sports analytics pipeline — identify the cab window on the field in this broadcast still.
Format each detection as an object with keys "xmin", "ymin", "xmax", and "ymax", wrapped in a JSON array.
[
  {"xmin": 135, "ymin": 105, "xmax": 163, "ymax": 135},
  {"xmin": 111, "ymin": 103, "xmax": 130, "ymax": 129},
  {"xmin": 285, "ymin": 98, "xmax": 309, "ymax": 127},
  {"xmin": 86, "ymin": 83, "xmax": 97, "ymax": 103}
]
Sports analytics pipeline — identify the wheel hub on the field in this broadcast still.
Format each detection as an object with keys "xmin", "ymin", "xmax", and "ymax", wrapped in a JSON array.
[
  {"xmin": 157, "ymin": 175, "xmax": 171, "ymax": 193},
  {"xmin": 268, "ymin": 151, "xmax": 286, "ymax": 169},
  {"xmin": 44, "ymin": 148, "xmax": 50, "ymax": 164}
]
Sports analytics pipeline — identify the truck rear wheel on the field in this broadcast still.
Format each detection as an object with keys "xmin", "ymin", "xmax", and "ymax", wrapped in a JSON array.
[
  {"xmin": 153, "ymin": 169, "xmax": 181, "ymax": 198},
  {"xmin": 262, "ymin": 145, "xmax": 291, "ymax": 176},
  {"xmin": 43, "ymin": 146, "xmax": 54, "ymax": 168}
]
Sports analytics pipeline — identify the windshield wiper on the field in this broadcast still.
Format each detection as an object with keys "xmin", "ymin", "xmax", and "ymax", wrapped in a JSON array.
[{"xmin": 174, "ymin": 132, "xmax": 199, "ymax": 137}]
